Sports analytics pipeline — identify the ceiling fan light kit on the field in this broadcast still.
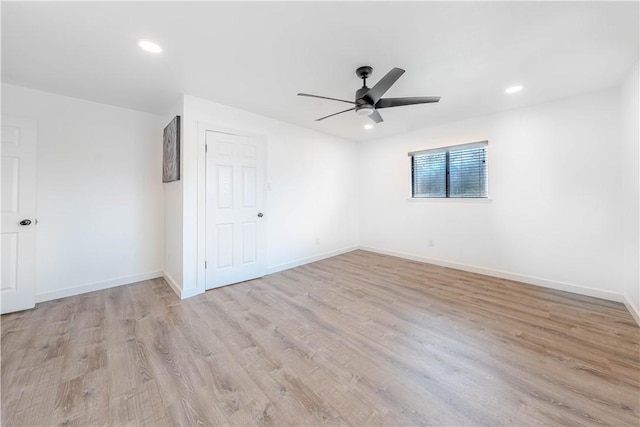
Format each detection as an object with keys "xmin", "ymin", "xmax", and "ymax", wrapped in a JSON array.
[
  {"xmin": 298, "ymin": 65, "xmax": 441, "ymax": 124},
  {"xmin": 356, "ymin": 106, "xmax": 375, "ymax": 116}
]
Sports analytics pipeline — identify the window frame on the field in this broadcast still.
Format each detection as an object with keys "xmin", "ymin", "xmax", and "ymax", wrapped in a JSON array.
[{"xmin": 408, "ymin": 141, "xmax": 489, "ymax": 200}]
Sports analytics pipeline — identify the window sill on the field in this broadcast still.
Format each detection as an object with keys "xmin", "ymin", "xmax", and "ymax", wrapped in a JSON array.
[{"xmin": 407, "ymin": 197, "xmax": 493, "ymax": 203}]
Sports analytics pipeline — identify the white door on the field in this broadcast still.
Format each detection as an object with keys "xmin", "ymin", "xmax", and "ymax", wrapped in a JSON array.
[
  {"xmin": 205, "ymin": 131, "xmax": 266, "ymax": 290},
  {"xmin": 1, "ymin": 116, "xmax": 37, "ymax": 314}
]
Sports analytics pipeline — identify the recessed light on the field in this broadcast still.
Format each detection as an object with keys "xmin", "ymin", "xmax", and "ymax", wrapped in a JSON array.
[
  {"xmin": 138, "ymin": 40, "xmax": 162, "ymax": 54},
  {"xmin": 364, "ymin": 124, "xmax": 374, "ymax": 130},
  {"xmin": 505, "ymin": 85, "xmax": 523, "ymax": 94}
]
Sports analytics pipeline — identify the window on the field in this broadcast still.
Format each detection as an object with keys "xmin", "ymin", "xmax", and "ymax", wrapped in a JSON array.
[{"xmin": 410, "ymin": 141, "xmax": 488, "ymax": 198}]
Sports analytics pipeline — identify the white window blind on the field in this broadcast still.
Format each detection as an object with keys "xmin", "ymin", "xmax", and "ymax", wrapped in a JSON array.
[{"xmin": 410, "ymin": 141, "xmax": 488, "ymax": 198}]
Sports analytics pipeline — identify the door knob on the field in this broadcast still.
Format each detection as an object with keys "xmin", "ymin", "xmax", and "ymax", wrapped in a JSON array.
[
  {"xmin": 257, "ymin": 212, "xmax": 264, "ymax": 218},
  {"xmin": 19, "ymin": 219, "xmax": 32, "ymax": 226}
]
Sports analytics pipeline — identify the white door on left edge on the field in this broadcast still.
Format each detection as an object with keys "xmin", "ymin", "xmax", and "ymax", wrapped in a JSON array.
[
  {"xmin": 205, "ymin": 131, "xmax": 266, "ymax": 290},
  {"xmin": 1, "ymin": 116, "xmax": 37, "ymax": 314}
]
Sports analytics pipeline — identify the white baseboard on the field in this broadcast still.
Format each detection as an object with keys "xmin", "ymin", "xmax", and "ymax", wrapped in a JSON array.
[
  {"xmin": 162, "ymin": 272, "xmax": 204, "ymax": 300},
  {"xmin": 624, "ymin": 295, "xmax": 640, "ymax": 327},
  {"xmin": 165, "ymin": 245, "xmax": 358, "ymax": 300},
  {"xmin": 35, "ymin": 271, "xmax": 163, "ymax": 303},
  {"xmin": 162, "ymin": 271, "xmax": 182, "ymax": 298},
  {"xmin": 180, "ymin": 287, "xmax": 204, "ymax": 299},
  {"xmin": 266, "ymin": 245, "xmax": 359, "ymax": 275},
  {"xmin": 359, "ymin": 246, "xmax": 626, "ymax": 303}
]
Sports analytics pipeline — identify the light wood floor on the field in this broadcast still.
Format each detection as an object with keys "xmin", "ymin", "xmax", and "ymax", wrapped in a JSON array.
[{"xmin": 2, "ymin": 250, "xmax": 638, "ymax": 426}]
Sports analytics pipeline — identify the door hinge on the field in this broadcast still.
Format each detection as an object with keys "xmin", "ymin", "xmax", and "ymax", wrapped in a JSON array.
[
  {"xmin": 205, "ymin": 261, "xmax": 207, "ymax": 269},
  {"xmin": 205, "ymin": 144, "xmax": 208, "ymax": 153}
]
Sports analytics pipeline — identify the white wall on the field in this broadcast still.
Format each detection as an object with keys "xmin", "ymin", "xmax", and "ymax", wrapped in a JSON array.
[
  {"xmin": 1, "ymin": 84, "xmax": 164, "ymax": 301},
  {"xmin": 158, "ymin": 100, "xmax": 184, "ymax": 294},
  {"xmin": 359, "ymin": 88, "xmax": 625, "ymax": 301},
  {"xmin": 620, "ymin": 61, "xmax": 640, "ymax": 321},
  {"xmin": 2, "ymin": 81, "xmax": 633, "ymax": 311},
  {"xmin": 170, "ymin": 94, "xmax": 359, "ymax": 297}
]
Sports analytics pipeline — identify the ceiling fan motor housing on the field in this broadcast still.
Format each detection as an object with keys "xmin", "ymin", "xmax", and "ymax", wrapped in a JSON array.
[
  {"xmin": 356, "ymin": 86, "xmax": 372, "ymax": 104},
  {"xmin": 355, "ymin": 86, "xmax": 375, "ymax": 115}
]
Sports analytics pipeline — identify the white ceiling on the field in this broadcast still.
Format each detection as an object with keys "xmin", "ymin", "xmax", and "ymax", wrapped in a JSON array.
[{"xmin": 2, "ymin": 1, "xmax": 638, "ymax": 142}]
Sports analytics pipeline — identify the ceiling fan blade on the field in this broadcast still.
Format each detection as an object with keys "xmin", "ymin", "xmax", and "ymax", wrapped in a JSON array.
[
  {"xmin": 315, "ymin": 107, "xmax": 356, "ymax": 121},
  {"xmin": 363, "ymin": 67, "xmax": 405, "ymax": 104},
  {"xmin": 298, "ymin": 93, "xmax": 357, "ymax": 105},
  {"xmin": 376, "ymin": 96, "xmax": 441, "ymax": 109},
  {"xmin": 369, "ymin": 110, "xmax": 383, "ymax": 123}
]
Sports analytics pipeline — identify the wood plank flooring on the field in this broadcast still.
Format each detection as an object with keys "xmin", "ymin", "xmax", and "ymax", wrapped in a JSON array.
[{"xmin": 2, "ymin": 250, "xmax": 638, "ymax": 426}]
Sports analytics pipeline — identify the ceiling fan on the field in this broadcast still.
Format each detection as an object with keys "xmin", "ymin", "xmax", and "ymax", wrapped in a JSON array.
[{"xmin": 298, "ymin": 66, "xmax": 440, "ymax": 123}]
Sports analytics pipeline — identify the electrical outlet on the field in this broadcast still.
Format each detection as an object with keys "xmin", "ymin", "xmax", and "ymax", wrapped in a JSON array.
[
  {"xmin": 315, "ymin": 238, "xmax": 320, "ymax": 245},
  {"xmin": 428, "ymin": 240, "xmax": 434, "ymax": 247}
]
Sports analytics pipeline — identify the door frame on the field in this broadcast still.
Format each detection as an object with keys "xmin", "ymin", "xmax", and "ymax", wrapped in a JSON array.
[{"xmin": 196, "ymin": 121, "xmax": 268, "ymax": 293}]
